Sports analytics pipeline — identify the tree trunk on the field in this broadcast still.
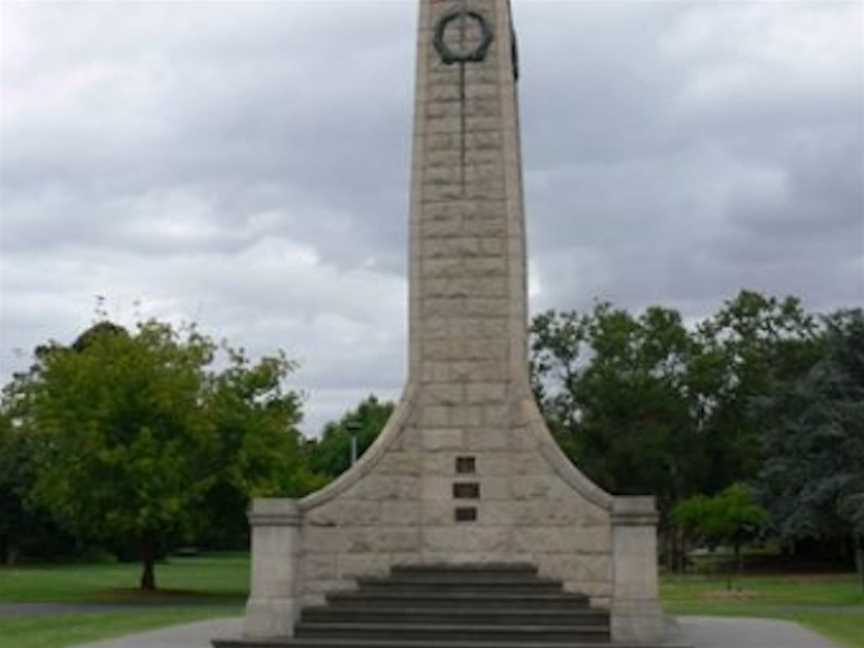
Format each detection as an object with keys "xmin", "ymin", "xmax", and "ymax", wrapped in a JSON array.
[
  {"xmin": 856, "ymin": 534, "xmax": 864, "ymax": 595},
  {"xmin": 0, "ymin": 534, "xmax": 17, "ymax": 566},
  {"xmin": 659, "ymin": 525, "xmax": 685, "ymax": 572},
  {"xmin": 139, "ymin": 541, "xmax": 157, "ymax": 591},
  {"xmin": 731, "ymin": 541, "xmax": 742, "ymax": 591},
  {"xmin": 658, "ymin": 527, "xmax": 670, "ymax": 569},
  {"xmin": 675, "ymin": 527, "xmax": 688, "ymax": 573}
]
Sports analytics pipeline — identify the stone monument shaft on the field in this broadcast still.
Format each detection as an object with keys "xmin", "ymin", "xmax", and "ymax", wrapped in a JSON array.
[
  {"xmin": 409, "ymin": 0, "xmax": 529, "ymax": 415},
  {"xmin": 232, "ymin": 2, "xmax": 667, "ymax": 644}
]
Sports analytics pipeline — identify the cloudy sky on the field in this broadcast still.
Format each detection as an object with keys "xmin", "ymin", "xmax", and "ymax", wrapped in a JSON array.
[{"xmin": 1, "ymin": 0, "xmax": 862, "ymax": 436}]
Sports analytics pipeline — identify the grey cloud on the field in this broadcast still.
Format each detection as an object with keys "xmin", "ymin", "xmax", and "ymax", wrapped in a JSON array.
[{"xmin": 1, "ymin": 0, "xmax": 861, "ymax": 435}]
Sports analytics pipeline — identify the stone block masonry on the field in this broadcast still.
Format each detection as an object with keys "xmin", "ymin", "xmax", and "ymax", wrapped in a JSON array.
[{"xmin": 238, "ymin": 0, "xmax": 666, "ymax": 645}]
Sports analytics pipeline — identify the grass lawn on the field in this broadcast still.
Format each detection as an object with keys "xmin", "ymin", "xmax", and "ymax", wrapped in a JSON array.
[
  {"xmin": 2, "ymin": 554, "xmax": 862, "ymax": 647},
  {"xmin": 0, "ymin": 552, "xmax": 248, "ymax": 647},
  {"xmin": 0, "ymin": 552, "xmax": 249, "ymax": 603},
  {"xmin": 0, "ymin": 607, "xmax": 242, "ymax": 648},
  {"xmin": 662, "ymin": 572, "xmax": 864, "ymax": 648}
]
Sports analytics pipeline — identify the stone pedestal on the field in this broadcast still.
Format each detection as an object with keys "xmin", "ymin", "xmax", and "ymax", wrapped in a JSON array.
[
  {"xmin": 611, "ymin": 496, "xmax": 665, "ymax": 643},
  {"xmin": 243, "ymin": 499, "xmax": 301, "ymax": 639}
]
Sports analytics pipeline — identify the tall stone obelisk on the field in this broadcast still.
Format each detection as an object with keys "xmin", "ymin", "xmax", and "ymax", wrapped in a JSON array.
[
  {"xmin": 237, "ymin": 1, "xmax": 666, "ymax": 644},
  {"xmin": 407, "ymin": 0, "xmax": 530, "ymax": 407}
]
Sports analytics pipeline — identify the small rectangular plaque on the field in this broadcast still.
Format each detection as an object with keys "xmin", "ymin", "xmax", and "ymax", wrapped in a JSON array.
[
  {"xmin": 453, "ymin": 482, "xmax": 480, "ymax": 499},
  {"xmin": 455, "ymin": 456, "xmax": 476, "ymax": 474},
  {"xmin": 455, "ymin": 507, "xmax": 477, "ymax": 522}
]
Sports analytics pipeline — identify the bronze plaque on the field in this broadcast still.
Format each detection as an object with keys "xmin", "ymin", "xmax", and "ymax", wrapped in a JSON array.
[
  {"xmin": 455, "ymin": 507, "xmax": 478, "ymax": 522},
  {"xmin": 453, "ymin": 482, "xmax": 480, "ymax": 499},
  {"xmin": 455, "ymin": 456, "xmax": 476, "ymax": 474}
]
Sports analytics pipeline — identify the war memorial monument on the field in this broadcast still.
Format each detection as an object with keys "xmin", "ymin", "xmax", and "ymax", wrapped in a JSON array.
[{"xmin": 216, "ymin": 1, "xmax": 679, "ymax": 645}]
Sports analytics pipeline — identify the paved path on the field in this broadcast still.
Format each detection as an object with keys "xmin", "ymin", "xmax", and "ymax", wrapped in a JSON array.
[
  {"xmin": 672, "ymin": 616, "xmax": 842, "ymax": 647},
  {"xmin": 0, "ymin": 603, "xmax": 235, "ymax": 617},
  {"xmin": 73, "ymin": 618, "xmax": 241, "ymax": 648},
  {"xmin": 66, "ymin": 615, "xmax": 843, "ymax": 647}
]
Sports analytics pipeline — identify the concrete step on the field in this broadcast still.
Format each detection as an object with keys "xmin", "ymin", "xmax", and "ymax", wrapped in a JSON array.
[
  {"xmin": 391, "ymin": 563, "xmax": 538, "ymax": 575},
  {"xmin": 294, "ymin": 622, "xmax": 609, "ymax": 642},
  {"xmin": 213, "ymin": 638, "xmax": 687, "ymax": 648},
  {"xmin": 326, "ymin": 591, "xmax": 591, "ymax": 610},
  {"xmin": 300, "ymin": 607, "xmax": 608, "ymax": 626},
  {"xmin": 355, "ymin": 577, "xmax": 565, "ymax": 594},
  {"xmin": 357, "ymin": 573, "xmax": 555, "ymax": 586},
  {"xmin": 211, "ymin": 562, "xmax": 684, "ymax": 648}
]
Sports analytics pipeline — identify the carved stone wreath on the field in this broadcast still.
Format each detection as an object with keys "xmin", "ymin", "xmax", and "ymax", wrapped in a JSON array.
[{"xmin": 433, "ymin": 10, "xmax": 494, "ymax": 64}]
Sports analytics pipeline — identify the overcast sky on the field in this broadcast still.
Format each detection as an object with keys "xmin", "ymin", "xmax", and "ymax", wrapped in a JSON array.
[{"xmin": 1, "ymin": 0, "xmax": 862, "ymax": 436}]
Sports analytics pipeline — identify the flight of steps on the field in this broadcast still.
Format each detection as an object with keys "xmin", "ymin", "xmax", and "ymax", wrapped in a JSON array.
[{"xmin": 213, "ymin": 563, "xmax": 676, "ymax": 647}]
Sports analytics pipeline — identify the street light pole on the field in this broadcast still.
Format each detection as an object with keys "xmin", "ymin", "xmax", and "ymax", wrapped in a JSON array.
[{"xmin": 346, "ymin": 420, "xmax": 361, "ymax": 467}]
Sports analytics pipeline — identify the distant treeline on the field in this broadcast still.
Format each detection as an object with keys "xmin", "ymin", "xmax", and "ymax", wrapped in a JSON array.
[{"xmin": 1, "ymin": 290, "xmax": 861, "ymax": 588}]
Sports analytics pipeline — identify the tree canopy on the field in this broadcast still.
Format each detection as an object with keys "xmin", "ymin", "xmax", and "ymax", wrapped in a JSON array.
[
  {"xmin": 672, "ymin": 483, "xmax": 769, "ymax": 587},
  {"xmin": 1, "ymin": 290, "xmax": 861, "ymax": 577},
  {"xmin": 2, "ymin": 319, "xmax": 309, "ymax": 588},
  {"xmin": 756, "ymin": 309, "xmax": 864, "ymax": 545},
  {"xmin": 306, "ymin": 395, "xmax": 395, "ymax": 479},
  {"xmin": 529, "ymin": 290, "xmax": 851, "ymax": 566}
]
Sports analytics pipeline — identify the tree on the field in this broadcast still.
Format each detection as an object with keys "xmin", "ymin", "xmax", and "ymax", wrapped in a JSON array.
[
  {"xmin": 755, "ymin": 309, "xmax": 864, "ymax": 563},
  {"xmin": 531, "ymin": 303, "xmax": 707, "ymax": 512},
  {"xmin": 695, "ymin": 290, "xmax": 821, "ymax": 490},
  {"xmin": 8, "ymin": 319, "xmax": 306, "ymax": 589},
  {"xmin": 196, "ymin": 345, "xmax": 321, "ymax": 548},
  {"xmin": 0, "ymin": 405, "xmax": 79, "ymax": 564},
  {"xmin": 307, "ymin": 395, "xmax": 395, "ymax": 479},
  {"xmin": 529, "ymin": 291, "xmax": 823, "ymax": 570},
  {"xmin": 673, "ymin": 483, "xmax": 769, "ymax": 588},
  {"xmin": 0, "ymin": 405, "xmax": 33, "ymax": 564}
]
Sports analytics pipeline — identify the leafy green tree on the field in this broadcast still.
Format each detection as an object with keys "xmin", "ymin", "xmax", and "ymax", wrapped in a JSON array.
[
  {"xmin": 0, "ymin": 406, "xmax": 32, "ymax": 563},
  {"xmin": 8, "ymin": 319, "xmax": 306, "ymax": 589},
  {"xmin": 756, "ymin": 309, "xmax": 864, "ymax": 560},
  {"xmin": 695, "ymin": 290, "xmax": 821, "ymax": 489},
  {"xmin": 307, "ymin": 395, "xmax": 395, "ymax": 479},
  {"xmin": 530, "ymin": 291, "xmax": 823, "ymax": 569},
  {"xmin": 529, "ymin": 308, "xmax": 590, "ymax": 449},
  {"xmin": 0, "ymin": 406, "xmax": 79, "ymax": 563},
  {"xmin": 197, "ymin": 346, "xmax": 321, "ymax": 548},
  {"xmin": 531, "ymin": 303, "xmax": 706, "ymax": 510},
  {"xmin": 532, "ymin": 302, "xmax": 720, "ymax": 571},
  {"xmin": 673, "ymin": 483, "xmax": 769, "ymax": 588}
]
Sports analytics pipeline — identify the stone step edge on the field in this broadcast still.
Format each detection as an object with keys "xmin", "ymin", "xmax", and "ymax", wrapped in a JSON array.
[
  {"xmin": 355, "ymin": 578, "xmax": 563, "ymax": 590},
  {"xmin": 327, "ymin": 592, "xmax": 590, "ymax": 601},
  {"xmin": 391, "ymin": 563, "xmax": 539, "ymax": 573},
  {"xmin": 213, "ymin": 638, "xmax": 691, "ymax": 648},
  {"xmin": 303, "ymin": 607, "xmax": 608, "ymax": 617},
  {"xmin": 358, "ymin": 576, "xmax": 562, "ymax": 584},
  {"xmin": 296, "ymin": 623, "xmax": 610, "ymax": 633}
]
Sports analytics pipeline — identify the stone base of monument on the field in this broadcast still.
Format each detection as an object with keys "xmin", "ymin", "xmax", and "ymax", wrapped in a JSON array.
[{"xmin": 212, "ymin": 563, "xmax": 689, "ymax": 648}]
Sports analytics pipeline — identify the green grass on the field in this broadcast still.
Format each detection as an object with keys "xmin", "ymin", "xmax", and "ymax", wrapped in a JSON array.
[
  {"xmin": 3, "ymin": 556, "xmax": 862, "ymax": 648},
  {"xmin": 0, "ymin": 552, "xmax": 249, "ymax": 603},
  {"xmin": 0, "ymin": 552, "xmax": 248, "ymax": 647},
  {"xmin": 662, "ymin": 572, "xmax": 864, "ymax": 647},
  {"xmin": 0, "ymin": 608, "xmax": 242, "ymax": 648}
]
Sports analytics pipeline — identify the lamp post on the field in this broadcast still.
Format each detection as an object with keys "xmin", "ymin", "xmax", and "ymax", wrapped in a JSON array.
[{"xmin": 346, "ymin": 420, "xmax": 361, "ymax": 467}]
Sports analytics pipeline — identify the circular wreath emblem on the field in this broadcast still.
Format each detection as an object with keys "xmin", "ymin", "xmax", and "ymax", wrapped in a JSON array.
[{"xmin": 433, "ymin": 10, "xmax": 494, "ymax": 64}]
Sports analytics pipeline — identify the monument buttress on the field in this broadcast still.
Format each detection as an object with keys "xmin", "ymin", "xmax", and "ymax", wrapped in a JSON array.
[{"xmin": 239, "ymin": 0, "xmax": 665, "ymax": 644}]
